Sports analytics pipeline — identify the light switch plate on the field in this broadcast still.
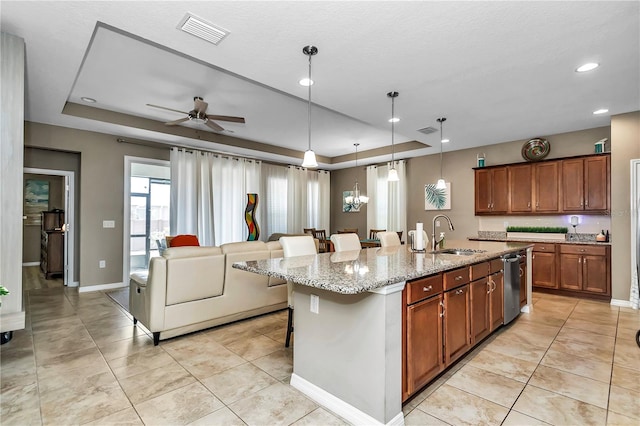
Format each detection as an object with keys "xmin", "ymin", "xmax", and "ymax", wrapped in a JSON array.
[
  {"xmin": 103, "ymin": 220, "xmax": 115, "ymax": 228},
  {"xmin": 310, "ymin": 294, "xmax": 319, "ymax": 314},
  {"xmin": 99, "ymin": 260, "xmax": 106, "ymax": 268}
]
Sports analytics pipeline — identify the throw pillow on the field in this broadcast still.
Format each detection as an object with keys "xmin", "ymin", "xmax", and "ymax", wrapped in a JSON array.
[{"xmin": 169, "ymin": 234, "xmax": 200, "ymax": 247}]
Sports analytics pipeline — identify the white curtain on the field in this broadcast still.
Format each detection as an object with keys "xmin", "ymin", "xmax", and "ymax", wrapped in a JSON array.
[
  {"xmin": 366, "ymin": 160, "xmax": 407, "ymax": 235},
  {"xmin": 261, "ymin": 163, "xmax": 288, "ymax": 239},
  {"xmin": 287, "ymin": 166, "xmax": 330, "ymax": 234},
  {"xmin": 170, "ymin": 148, "xmax": 261, "ymax": 246}
]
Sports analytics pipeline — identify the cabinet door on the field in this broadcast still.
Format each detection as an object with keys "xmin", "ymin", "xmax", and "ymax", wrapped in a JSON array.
[
  {"xmin": 444, "ymin": 285, "xmax": 471, "ymax": 364},
  {"xmin": 562, "ymin": 159, "xmax": 585, "ymax": 211},
  {"xmin": 535, "ymin": 162, "xmax": 560, "ymax": 212},
  {"xmin": 491, "ymin": 168, "xmax": 509, "ymax": 213},
  {"xmin": 406, "ymin": 295, "xmax": 443, "ymax": 394},
  {"xmin": 470, "ymin": 278, "xmax": 490, "ymax": 344},
  {"xmin": 559, "ymin": 253, "xmax": 582, "ymax": 291},
  {"xmin": 582, "ymin": 255, "xmax": 608, "ymax": 294},
  {"xmin": 519, "ymin": 261, "xmax": 527, "ymax": 308},
  {"xmin": 532, "ymin": 252, "xmax": 557, "ymax": 288},
  {"xmin": 475, "ymin": 169, "xmax": 492, "ymax": 214},
  {"xmin": 489, "ymin": 271, "xmax": 504, "ymax": 331},
  {"xmin": 584, "ymin": 156, "xmax": 609, "ymax": 211},
  {"xmin": 509, "ymin": 164, "xmax": 532, "ymax": 212}
]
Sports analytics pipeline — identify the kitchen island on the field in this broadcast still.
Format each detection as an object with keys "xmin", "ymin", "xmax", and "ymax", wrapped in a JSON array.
[{"xmin": 234, "ymin": 240, "xmax": 531, "ymax": 426}]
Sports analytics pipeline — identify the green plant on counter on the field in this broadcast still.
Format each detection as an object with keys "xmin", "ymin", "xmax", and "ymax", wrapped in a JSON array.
[
  {"xmin": 0, "ymin": 285, "xmax": 9, "ymax": 307},
  {"xmin": 506, "ymin": 226, "xmax": 568, "ymax": 233}
]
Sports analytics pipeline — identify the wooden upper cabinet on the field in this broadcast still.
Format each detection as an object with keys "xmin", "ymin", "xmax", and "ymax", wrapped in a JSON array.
[
  {"xmin": 508, "ymin": 164, "xmax": 532, "ymax": 212},
  {"xmin": 584, "ymin": 156, "xmax": 609, "ymax": 211},
  {"xmin": 534, "ymin": 161, "xmax": 560, "ymax": 212},
  {"xmin": 475, "ymin": 167, "xmax": 508, "ymax": 214},
  {"xmin": 562, "ymin": 159, "xmax": 585, "ymax": 211}
]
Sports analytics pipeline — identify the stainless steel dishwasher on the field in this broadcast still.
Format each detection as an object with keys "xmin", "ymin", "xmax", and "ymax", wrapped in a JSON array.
[{"xmin": 502, "ymin": 253, "xmax": 521, "ymax": 324}]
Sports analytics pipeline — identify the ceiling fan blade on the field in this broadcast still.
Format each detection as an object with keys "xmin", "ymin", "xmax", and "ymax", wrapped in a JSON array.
[
  {"xmin": 194, "ymin": 98, "xmax": 208, "ymax": 114},
  {"xmin": 165, "ymin": 117, "xmax": 189, "ymax": 126},
  {"xmin": 205, "ymin": 120, "xmax": 224, "ymax": 132},
  {"xmin": 207, "ymin": 115, "xmax": 246, "ymax": 123},
  {"xmin": 146, "ymin": 103, "xmax": 188, "ymax": 115}
]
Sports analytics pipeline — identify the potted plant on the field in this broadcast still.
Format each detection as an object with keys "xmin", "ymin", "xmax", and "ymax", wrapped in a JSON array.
[{"xmin": 0, "ymin": 285, "xmax": 12, "ymax": 345}]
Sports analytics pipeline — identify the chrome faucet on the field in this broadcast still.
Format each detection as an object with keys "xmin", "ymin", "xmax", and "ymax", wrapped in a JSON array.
[{"xmin": 432, "ymin": 214, "xmax": 455, "ymax": 251}]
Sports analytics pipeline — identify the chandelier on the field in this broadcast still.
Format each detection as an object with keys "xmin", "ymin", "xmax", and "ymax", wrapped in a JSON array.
[{"xmin": 344, "ymin": 143, "xmax": 369, "ymax": 210}]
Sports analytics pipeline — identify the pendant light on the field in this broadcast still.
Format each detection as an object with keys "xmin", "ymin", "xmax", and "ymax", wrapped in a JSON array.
[
  {"xmin": 387, "ymin": 91, "xmax": 399, "ymax": 182},
  {"xmin": 436, "ymin": 117, "xmax": 447, "ymax": 189},
  {"xmin": 301, "ymin": 45, "xmax": 319, "ymax": 168},
  {"xmin": 344, "ymin": 143, "xmax": 368, "ymax": 210}
]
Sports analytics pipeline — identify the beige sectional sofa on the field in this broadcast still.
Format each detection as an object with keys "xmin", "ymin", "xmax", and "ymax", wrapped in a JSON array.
[{"xmin": 129, "ymin": 240, "xmax": 287, "ymax": 345}]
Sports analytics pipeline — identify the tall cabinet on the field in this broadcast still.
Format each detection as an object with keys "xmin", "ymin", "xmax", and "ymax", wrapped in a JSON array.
[{"xmin": 40, "ymin": 210, "xmax": 64, "ymax": 279}]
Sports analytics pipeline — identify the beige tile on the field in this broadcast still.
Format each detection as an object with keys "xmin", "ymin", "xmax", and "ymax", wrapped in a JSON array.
[
  {"xmin": 549, "ymin": 337, "xmax": 614, "ymax": 364},
  {"xmin": 84, "ymin": 310, "xmax": 134, "ymax": 331},
  {"xmin": 98, "ymin": 333, "xmax": 156, "ymax": 361},
  {"xmin": 540, "ymin": 346, "xmax": 612, "ymax": 383},
  {"xmin": 252, "ymin": 348, "xmax": 294, "ymax": 382},
  {"xmin": 613, "ymin": 341, "xmax": 640, "ymax": 372},
  {"xmin": 512, "ymin": 385, "xmax": 606, "ymax": 425},
  {"xmin": 0, "ymin": 347, "xmax": 37, "ymax": 391},
  {"xmin": 417, "ymin": 384, "xmax": 509, "ymax": 425},
  {"xmin": 497, "ymin": 325, "xmax": 556, "ymax": 349},
  {"xmin": 607, "ymin": 410, "xmax": 640, "ymax": 425},
  {"xmin": 403, "ymin": 408, "xmax": 451, "ymax": 426},
  {"xmin": 485, "ymin": 334, "xmax": 548, "ymax": 363},
  {"xmin": 202, "ymin": 320, "xmax": 262, "ymax": 346},
  {"xmin": 33, "ymin": 326, "xmax": 98, "ymax": 363},
  {"xmin": 402, "ymin": 373, "xmax": 451, "ymax": 416},
  {"xmin": 225, "ymin": 334, "xmax": 283, "ymax": 361},
  {"xmin": 516, "ymin": 310, "xmax": 568, "ymax": 328},
  {"xmin": 107, "ymin": 348, "xmax": 176, "ymax": 380},
  {"xmin": 84, "ymin": 407, "xmax": 143, "ymax": 425},
  {"xmin": 291, "ymin": 407, "xmax": 349, "ymax": 425},
  {"xmin": 201, "ymin": 362, "xmax": 277, "ymax": 404},
  {"xmin": 188, "ymin": 406, "xmax": 246, "ymax": 426},
  {"xmin": 36, "ymin": 346, "xmax": 107, "ymax": 381},
  {"xmin": 617, "ymin": 312, "xmax": 640, "ymax": 331},
  {"xmin": 0, "ymin": 381, "xmax": 40, "ymax": 424},
  {"xmin": 555, "ymin": 326, "xmax": 616, "ymax": 349},
  {"xmin": 467, "ymin": 348, "xmax": 539, "ymax": 382},
  {"xmin": 528, "ymin": 365, "xmax": 609, "ymax": 408},
  {"xmin": 616, "ymin": 325, "xmax": 640, "ymax": 343},
  {"xmin": 89, "ymin": 323, "xmax": 147, "ymax": 346},
  {"xmin": 568, "ymin": 310, "xmax": 619, "ymax": 326},
  {"xmin": 619, "ymin": 306, "xmax": 640, "ymax": 315},
  {"xmin": 502, "ymin": 410, "xmax": 551, "ymax": 426},
  {"xmin": 30, "ymin": 314, "xmax": 85, "ymax": 333},
  {"xmin": 445, "ymin": 364, "xmax": 525, "ymax": 408},
  {"xmin": 163, "ymin": 339, "xmax": 246, "ymax": 380},
  {"xmin": 563, "ymin": 317, "xmax": 617, "ymax": 336},
  {"xmin": 119, "ymin": 362, "xmax": 196, "ymax": 404},
  {"xmin": 608, "ymin": 385, "xmax": 640, "ymax": 420},
  {"xmin": 611, "ymin": 364, "xmax": 640, "ymax": 392},
  {"xmin": 508, "ymin": 320, "xmax": 562, "ymax": 337},
  {"xmin": 135, "ymin": 382, "xmax": 223, "ymax": 425},
  {"xmin": 229, "ymin": 382, "xmax": 317, "ymax": 426}
]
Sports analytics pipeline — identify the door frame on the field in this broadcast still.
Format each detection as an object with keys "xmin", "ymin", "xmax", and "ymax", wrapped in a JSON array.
[
  {"xmin": 23, "ymin": 167, "xmax": 76, "ymax": 287},
  {"xmin": 123, "ymin": 156, "xmax": 170, "ymax": 285},
  {"xmin": 631, "ymin": 159, "xmax": 640, "ymax": 308}
]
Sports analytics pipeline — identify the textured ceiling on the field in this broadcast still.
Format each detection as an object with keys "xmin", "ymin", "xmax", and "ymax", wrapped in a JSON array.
[{"xmin": 2, "ymin": 1, "xmax": 638, "ymax": 169}]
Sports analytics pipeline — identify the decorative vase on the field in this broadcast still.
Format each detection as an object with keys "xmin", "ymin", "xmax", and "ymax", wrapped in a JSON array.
[{"xmin": 245, "ymin": 193, "xmax": 260, "ymax": 241}]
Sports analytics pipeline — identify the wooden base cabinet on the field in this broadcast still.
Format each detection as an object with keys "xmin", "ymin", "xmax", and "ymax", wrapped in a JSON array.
[
  {"xmin": 470, "ymin": 278, "xmax": 490, "ymax": 344},
  {"xmin": 532, "ymin": 244, "xmax": 557, "ymax": 289},
  {"xmin": 444, "ymin": 284, "xmax": 471, "ymax": 365},
  {"xmin": 558, "ymin": 244, "xmax": 610, "ymax": 296},
  {"xmin": 519, "ymin": 257, "xmax": 528, "ymax": 308},
  {"xmin": 489, "ymin": 270, "xmax": 504, "ymax": 331}
]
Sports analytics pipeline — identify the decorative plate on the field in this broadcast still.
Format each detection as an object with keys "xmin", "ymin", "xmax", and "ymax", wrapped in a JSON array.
[{"xmin": 521, "ymin": 138, "xmax": 550, "ymax": 161}]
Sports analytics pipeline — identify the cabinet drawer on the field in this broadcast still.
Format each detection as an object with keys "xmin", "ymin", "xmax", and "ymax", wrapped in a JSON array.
[
  {"xmin": 533, "ymin": 243, "xmax": 555, "ymax": 253},
  {"xmin": 470, "ymin": 262, "xmax": 489, "ymax": 281},
  {"xmin": 489, "ymin": 258, "xmax": 503, "ymax": 274},
  {"xmin": 444, "ymin": 267, "xmax": 470, "ymax": 290},
  {"xmin": 406, "ymin": 275, "xmax": 443, "ymax": 305},
  {"xmin": 559, "ymin": 244, "xmax": 607, "ymax": 256}
]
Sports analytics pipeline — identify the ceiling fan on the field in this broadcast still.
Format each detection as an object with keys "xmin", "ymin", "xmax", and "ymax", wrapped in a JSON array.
[{"xmin": 146, "ymin": 96, "xmax": 245, "ymax": 132}]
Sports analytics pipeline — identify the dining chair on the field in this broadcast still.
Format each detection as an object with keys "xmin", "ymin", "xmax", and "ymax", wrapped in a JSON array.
[
  {"xmin": 338, "ymin": 228, "xmax": 358, "ymax": 235},
  {"xmin": 369, "ymin": 228, "xmax": 386, "ymax": 239},
  {"xmin": 330, "ymin": 233, "xmax": 362, "ymax": 252},
  {"xmin": 377, "ymin": 231, "xmax": 402, "ymax": 247},
  {"xmin": 279, "ymin": 235, "xmax": 318, "ymax": 348},
  {"xmin": 303, "ymin": 227, "xmax": 315, "ymax": 235},
  {"xmin": 312, "ymin": 229, "xmax": 328, "ymax": 253}
]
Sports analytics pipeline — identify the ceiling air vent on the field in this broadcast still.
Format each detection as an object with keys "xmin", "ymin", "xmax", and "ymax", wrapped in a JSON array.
[
  {"xmin": 417, "ymin": 126, "xmax": 438, "ymax": 135},
  {"xmin": 178, "ymin": 13, "xmax": 229, "ymax": 45}
]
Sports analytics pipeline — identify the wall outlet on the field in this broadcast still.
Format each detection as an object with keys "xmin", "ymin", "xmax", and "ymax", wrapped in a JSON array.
[
  {"xmin": 310, "ymin": 294, "xmax": 319, "ymax": 314},
  {"xmin": 99, "ymin": 260, "xmax": 106, "ymax": 268},
  {"xmin": 103, "ymin": 220, "xmax": 115, "ymax": 228}
]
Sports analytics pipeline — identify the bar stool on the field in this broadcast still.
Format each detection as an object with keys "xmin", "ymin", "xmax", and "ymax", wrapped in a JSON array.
[
  {"xmin": 377, "ymin": 231, "xmax": 402, "ymax": 247},
  {"xmin": 330, "ymin": 233, "xmax": 362, "ymax": 252}
]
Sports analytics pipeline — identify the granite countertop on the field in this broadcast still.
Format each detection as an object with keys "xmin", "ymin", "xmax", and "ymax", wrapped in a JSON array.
[
  {"xmin": 233, "ymin": 240, "xmax": 531, "ymax": 295},
  {"xmin": 469, "ymin": 236, "xmax": 612, "ymax": 246}
]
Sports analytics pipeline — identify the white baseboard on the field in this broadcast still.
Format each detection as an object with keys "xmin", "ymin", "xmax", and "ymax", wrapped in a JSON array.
[
  {"xmin": 0, "ymin": 310, "xmax": 26, "ymax": 332},
  {"xmin": 610, "ymin": 299, "xmax": 633, "ymax": 308},
  {"xmin": 22, "ymin": 262, "xmax": 40, "ymax": 267},
  {"xmin": 290, "ymin": 373, "xmax": 404, "ymax": 426},
  {"xmin": 78, "ymin": 282, "xmax": 125, "ymax": 293},
  {"xmin": 68, "ymin": 281, "xmax": 79, "ymax": 288}
]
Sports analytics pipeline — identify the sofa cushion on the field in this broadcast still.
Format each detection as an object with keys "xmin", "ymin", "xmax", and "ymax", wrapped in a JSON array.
[
  {"xmin": 130, "ymin": 271, "xmax": 149, "ymax": 287},
  {"xmin": 165, "ymin": 248, "xmax": 225, "ymax": 305},
  {"xmin": 220, "ymin": 240, "xmax": 267, "ymax": 254},
  {"xmin": 169, "ymin": 234, "xmax": 200, "ymax": 247},
  {"xmin": 164, "ymin": 246, "xmax": 222, "ymax": 258}
]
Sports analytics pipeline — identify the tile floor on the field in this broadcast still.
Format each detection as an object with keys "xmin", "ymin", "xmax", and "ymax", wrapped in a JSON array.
[{"xmin": 1, "ymin": 279, "xmax": 639, "ymax": 425}]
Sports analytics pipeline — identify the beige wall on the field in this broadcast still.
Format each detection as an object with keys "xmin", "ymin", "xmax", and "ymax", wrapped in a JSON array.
[
  {"xmin": 331, "ymin": 167, "xmax": 368, "ymax": 238},
  {"xmin": 611, "ymin": 111, "xmax": 640, "ymax": 300},
  {"xmin": 24, "ymin": 122, "xmax": 169, "ymax": 288}
]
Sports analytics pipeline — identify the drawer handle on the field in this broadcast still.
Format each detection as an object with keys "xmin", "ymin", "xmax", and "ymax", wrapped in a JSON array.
[
  {"xmin": 455, "ymin": 276, "xmax": 463, "ymax": 281},
  {"xmin": 455, "ymin": 288, "xmax": 464, "ymax": 295},
  {"xmin": 423, "ymin": 285, "xmax": 433, "ymax": 292},
  {"xmin": 580, "ymin": 249, "xmax": 585, "ymax": 252},
  {"xmin": 487, "ymin": 282, "xmax": 491, "ymax": 294}
]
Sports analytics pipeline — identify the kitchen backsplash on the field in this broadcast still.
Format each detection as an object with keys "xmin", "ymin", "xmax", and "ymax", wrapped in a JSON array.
[{"xmin": 478, "ymin": 215, "xmax": 611, "ymax": 235}]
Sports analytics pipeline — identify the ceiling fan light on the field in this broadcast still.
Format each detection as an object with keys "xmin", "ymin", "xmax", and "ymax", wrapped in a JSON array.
[
  {"xmin": 576, "ymin": 62, "xmax": 599, "ymax": 73},
  {"xmin": 388, "ymin": 117, "xmax": 400, "ymax": 123},
  {"xmin": 302, "ymin": 150, "xmax": 318, "ymax": 168},
  {"xmin": 388, "ymin": 168, "xmax": 399, "ymax": 182},
  {"xmin": 299, "ymin": 78, "xmax": 314, "ymax": 86},
  {"xmin": 436, "ymin": 178, "xmax": 447, "ymax": 190}
]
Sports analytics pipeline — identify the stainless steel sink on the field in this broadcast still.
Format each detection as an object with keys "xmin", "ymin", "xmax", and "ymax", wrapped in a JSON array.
[{"xmin": 430, "ymin": 248, "xmax": 486, "ymax": 256}]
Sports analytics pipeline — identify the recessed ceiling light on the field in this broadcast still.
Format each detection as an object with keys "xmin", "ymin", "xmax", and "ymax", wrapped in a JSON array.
[
  {"xmin": 299, "ymin": 78, "xmax": 314, "ymax": 86},
  {"xmin": 81, "ymin": 97, "xmax": 96, "ymax": 103},
  {"xmin": 593, "ymin": 108, "xmax": 609, "ymax": 115},
  {"xmin": 441, "ymin": 139, "xmax": 450, "ymax": 143},
  {"xmin": 576, "ymin": 62, "xmax": 599, "ymax": 73},
  {"xmin": 388, "ymin": 117, "xmax": 400, "ymax": 123}
]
